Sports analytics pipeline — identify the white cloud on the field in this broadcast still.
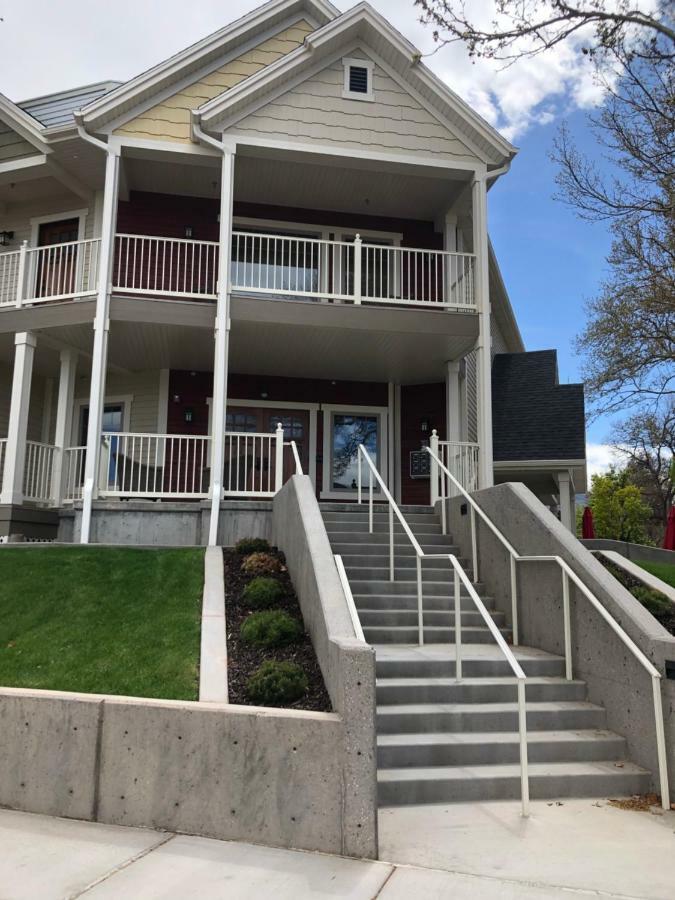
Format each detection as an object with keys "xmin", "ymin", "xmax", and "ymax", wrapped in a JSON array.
[
  {"xmin": 0, "ymin": 0, "xmax": 657, "ymax": 143},
  {"xmin": 586, "ymin": 443, "xmax": 622, "ymax": 483}
]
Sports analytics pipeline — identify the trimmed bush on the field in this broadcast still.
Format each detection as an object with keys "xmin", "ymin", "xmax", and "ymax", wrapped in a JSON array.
[
  {"xmin": 242, "ymin": 576, "xmax": 285, "ymax": 609},
  {"xmin": 240, "ymin": 609, "xmax": 303, "ymax": 647},
  {"xmin": 235, "ymin": 537, "xmax": 271, "ymax": 555},
  {"xmin": 632, "ymin": 585, "xmax": 670, "ymax": 616},
  {"xmin": 247, "ymin": 660, "xmax": 308, "ymax": 706},
  {"xmin": 241, "ymin": 552, "xmax": 282, "ymax": 576}
]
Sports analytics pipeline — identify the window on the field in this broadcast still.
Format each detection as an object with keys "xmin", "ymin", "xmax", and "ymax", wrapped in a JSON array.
[
  {"xmin": 342, "ymin": 58, "xmax": 374, "ymax": 102},
  {"xmin": 321, "ymin": 406, "xmax": 388, "ymax": 498}
]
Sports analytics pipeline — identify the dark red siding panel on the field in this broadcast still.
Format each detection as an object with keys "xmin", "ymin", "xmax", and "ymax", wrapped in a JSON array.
[{"xmin": 400, "ymin": 383, "xmax": 446, "ymax": 506}]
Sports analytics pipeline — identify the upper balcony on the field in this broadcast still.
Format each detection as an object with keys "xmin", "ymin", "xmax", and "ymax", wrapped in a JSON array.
[{"xmin": 0, "ymin": 230, "xmax": 476, "ymax": 311}]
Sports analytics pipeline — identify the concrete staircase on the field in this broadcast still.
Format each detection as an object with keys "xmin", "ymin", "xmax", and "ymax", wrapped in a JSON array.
[{"xmin": 322, "ymin": 501, "xmax": 650, "ymax": 807}]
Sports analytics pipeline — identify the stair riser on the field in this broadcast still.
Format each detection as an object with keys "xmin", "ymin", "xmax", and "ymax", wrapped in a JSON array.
[
  {"xmin": 320, "ymin": 503, "xmax": 432, "ymax": 514},
  {"xmin": 377, "ymin": 707, "xmax": 606, "ymax": 734},
  {"xmin": 339, "ymin": 555, "xmax": 462, "ymax": 568},
  {"xmin": 362, "ymin": 610, "xmax": 505, "ymax": 629},
  {"xmin": 323, "ymin": 514, "xmax": 441, "ymax": 526},
  {"xmin": 375, "ymin": 659, "xmax": 565, "ymax": 679},
  {"xmin": 357, "ymin": 595, "xmax": 488, "ymax": 612},
  {"xmin": 352, "ymin": 581, "xmax": 479, "ymax": 596},
  {"xmin": 331, "ymin": 544, "xmax": 449, "ymax": 557},
  {"xmin": 328, "ymin": 532, "xmax": 454, "ymax": 546},
  {"xmin": 377, "ymin": 736, "xmax": 627, "ymax": 768},
  {"xmin": 347, "ymin": 568, "xmax": 469, "ymax": 583},
  {"xmin": 377, "ymin": 770, "xmax": 650, "ymax": 806},
  {"xmin": 365, "ymin": 627, "xmax": 511, "ymax": 644},
  {"xmin": 376, "ymin": 681, "xmax": 586, "ymax": 705}
]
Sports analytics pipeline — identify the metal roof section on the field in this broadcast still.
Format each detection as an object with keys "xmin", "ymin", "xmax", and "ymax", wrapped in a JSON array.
[
  {"xmin": 197, "ymin": 2, "xmax": 516, "ymax": 167},
  {"xmin": 79, "ymin": 0, "xmax": 338, "ymax": 132},
  {"xmin": 18, "ymin": 82, "xmax": 122, "ymax": 128}
]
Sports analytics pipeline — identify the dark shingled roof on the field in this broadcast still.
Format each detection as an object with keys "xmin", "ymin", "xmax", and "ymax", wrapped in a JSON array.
[{"xmin": 492, "ymin": 350, "xmax": 585, "ymax": 462}]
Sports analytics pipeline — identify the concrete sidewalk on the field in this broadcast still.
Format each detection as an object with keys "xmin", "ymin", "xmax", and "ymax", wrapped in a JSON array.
[{"xmin": 2, "ymin": 800, "xmax": 674, "ymax": 899}]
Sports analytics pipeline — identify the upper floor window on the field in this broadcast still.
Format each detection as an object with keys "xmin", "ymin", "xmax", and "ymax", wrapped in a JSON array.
[{"xmin": 342, "ymin": 58, "xmax": 374, "ymax": 102}]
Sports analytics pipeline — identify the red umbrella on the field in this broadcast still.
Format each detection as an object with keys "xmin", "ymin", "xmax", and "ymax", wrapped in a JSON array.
[
  {"xmin": 582, "ymin": 506, "xmax": 595, "ymax": 539},
  {"xmin": 663, "ymin": 507, "xmax": 675, "ymax": 551}
]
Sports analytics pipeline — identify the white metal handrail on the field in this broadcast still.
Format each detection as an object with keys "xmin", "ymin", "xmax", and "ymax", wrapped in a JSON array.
[
  {"xmin": 356, "ymin": 442, "xmax": 529, "ymax": 815},
  {"xmin": 0, "ymin": 249, "xmax": 21, "ymax": 306},
  {"xmin": 431, "ymin": 436, "xmax": 479, "ymax": 499},
  {"xmin": 334, "ymin": 554, "xmax": 366, "ymax": 643},
  {"xmin": 23, "ymin": 440, "xmax": 57, "ymax": 503},
  {"xmin": 286, "ymin": 440, "xmax": 303, "ymax": 475},
  {"xmin": 23, "ymin": 239, "xmax": 101, "ymax": 305},
  {"xmin": 114, "ymin": 234, "xmax": 219, "ymax": 299},
  {"xmin": 63, "ymin": 446, "xmax": 86, "ymax": 501},
  {"xmin": 100, "ymin": 432, "xmax": 211, "ymax": 498},
  {"xmin": 223, "ymin": 424, "xmax": 284, "ymax": 497},
  {"xmin": 0, "ymin": 437, "xmax": 6, "ymax": 491},
  {"xmin": 427, "ymin": 444, "xmax": 671, "ymax": 810}
]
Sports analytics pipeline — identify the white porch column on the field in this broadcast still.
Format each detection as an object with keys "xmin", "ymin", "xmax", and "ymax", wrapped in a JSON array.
[
  {"xmin": 472, "ymin": 174, "xmax": 494, "ymax": 488},
  {"xmin": 51, "ymin": 349, "xmax": 78, "ymax": 505},
  {"xmin": 1, "ymin": 331, "xmax": 37, "ymax": 505},
  {"xmin": 557, "ymin": 470, "xmax": 576, "ymax": 533},
  {"xmin": 208, "ymin": 147, "xmax": 236, "ymax": 547},
  {"xmin": 80, "ymin": 148, "xmax": 120, "ymax": 543},
  {"xmin": 445, "ymin": 360, "xmax": 461, "ymax": 443}
]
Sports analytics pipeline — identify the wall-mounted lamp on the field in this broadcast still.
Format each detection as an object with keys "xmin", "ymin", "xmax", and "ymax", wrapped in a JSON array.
[
  {"xmin": 420, "ymin": 419, "xmax": 431, "ymax": 434},
  {"xmin": 173, "ymin": 394, "xmax": 181, "ymax": 404},
  {"xmin": 0, "ymin": 231, "xmax": 14, "ymax": 247},
  {"xmin": 260, "ymin": 391, "xmax": 268, "ymax": 399},
  {"xmin": 184, "ymin": 225, "xmax": 194, "ymax": 239},
  {"xmin": 184, "ymin": 407, "xmax": 194, "ymax": 424}
]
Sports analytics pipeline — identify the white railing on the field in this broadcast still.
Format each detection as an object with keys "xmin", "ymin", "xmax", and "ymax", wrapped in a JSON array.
[
  {"xmin": 223, "ymin": 424, "xmax": 284, "ymax": 497},
  {"xmin": 430, "ymin": 434, "xmax": 479, "ymax": 501},
  {"xmin": 113, "ymin": 234, "xmax": 219, "ymax": 300},
  {"xmin": 427, "ymin": 444, "xmax": 671, "ymax": 811},
  {"xmin": 334, "ymin": 554, "xmax": 366, "ymax": 642},
  {"xmin": 1, "ymin": 239, "xmax": 101, "ymax": 307},
  {"xmin": 0, "ymin": 249, "xmax": 21, "ymax": 306},
  {"xmin": 286, "ymin": 440, "xmax": 303, "ymax": 475},
  {"xmin": 23, "ymin": 440, "xmax": 57, "ymax": 503},
  {"xmin": 100, "ymin": 432, "xmax": 212, "ymax": 498},
  {"xmin": 356, "ymin": 443, "xmax": 530, "ymax": 816},
  {"xmin": 64, "ymin": 446, "xmax": 86, "ymax": 501},
  {"xmin": 0, "ymin": 437, "xmax": 6, "ymax": 492}
]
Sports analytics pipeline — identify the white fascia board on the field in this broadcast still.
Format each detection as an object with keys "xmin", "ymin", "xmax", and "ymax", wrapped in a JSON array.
[
  {"xmin": 0, "ymin": 154, "xmax": 48, "ymax": 177},
  {"xmin": 493, "ymin": 459, "xmax": 587, "ymax": 469},
  {"xmin": 489, "ymin": 241, "xmax": 524, "ymax": 353},
  {"xmin": 0, "ymin": 94, "xmax": 51, "ymax": 155},
  {"xmin": 79, "ymin": 0, "xmax": 337, "ymax": 130}
]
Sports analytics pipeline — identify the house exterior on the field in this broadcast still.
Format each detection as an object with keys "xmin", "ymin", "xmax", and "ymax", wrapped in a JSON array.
[{"xmin": 0, "ymin": 0, "xmax": 585, "ymax": 544}]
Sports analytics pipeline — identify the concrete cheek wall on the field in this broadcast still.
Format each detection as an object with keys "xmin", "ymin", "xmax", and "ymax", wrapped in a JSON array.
[
  {"xmin": 0, "ymin": 687, "xmax": 346, "ymax": 854},
  {"xmin": 272, "ymin": 475, "xmax": 378, "ymax": 860},
  {"xmin": 444, "ymin": 483, "xmax": 675, "ymax": 801},
  {"xmin": 582, "ymin": 539, "xmax": 675, "ymax": 567}
]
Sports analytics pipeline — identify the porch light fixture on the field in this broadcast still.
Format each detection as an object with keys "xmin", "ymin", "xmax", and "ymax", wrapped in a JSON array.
[
  {"xmin": 184, "ymin": 225, "xmax": 194, "ymax": 238},
  {"xmin": 0, "ymin": 231, "xmax": 14, "ymax": 246}
]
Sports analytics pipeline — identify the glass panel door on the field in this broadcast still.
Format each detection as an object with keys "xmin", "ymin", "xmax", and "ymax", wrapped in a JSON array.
[{"xmin": 331, "ymin": 413, "xmax": 379, "ymax": 492}]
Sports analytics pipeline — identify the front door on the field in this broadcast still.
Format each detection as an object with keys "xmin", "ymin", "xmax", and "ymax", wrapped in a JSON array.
[
  {"xmin": 36, "ymin": 218, "xmax": 80, "ymax": 299},
  {"xmin": 225, "ymin": 406, "xmax": 311, "ymax": 492}
]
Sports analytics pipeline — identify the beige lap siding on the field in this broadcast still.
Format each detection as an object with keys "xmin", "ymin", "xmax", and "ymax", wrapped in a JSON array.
[
  {"xmin": 114, "ymin": 21, "xmax": 314, "ymax": 143},
  {"xmin": 0, "ymin": 122, "xmax": 37, "ymax": 163},
  {"xmin": 0, "ymin": 195, "xmax": 97, "ymax": 249},
  {"xmin": 229, "ymin": 53, "xmax": 478, "ymax": 161},
  {"xmin": 72, "ymin": 370, "xmax": 162, "ymax": 443}
]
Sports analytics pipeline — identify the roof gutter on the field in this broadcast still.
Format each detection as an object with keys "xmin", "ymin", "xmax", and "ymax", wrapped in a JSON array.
[{"xmin": 74, "ymin": 113, "xmax": 109, "ymax": 152}]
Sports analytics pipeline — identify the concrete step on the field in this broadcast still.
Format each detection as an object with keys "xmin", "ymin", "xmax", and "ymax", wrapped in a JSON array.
[
  {"xmin": 327, "ymin": 531, "xmax": 454, "ymax": 547},
  {"xmin": 351, "ymin": 580, "xmax": 482, "ymax": 596},
  {"xmin": 354, "ymin": 594, "xmax": 489, "ymax": 612},
  {"xmin": 322, "ymin": 512, "xmax": 440, "ymax": 526},
  {"xmin": 377, "ymin": 729, "xmax": 628, "ymax": 768},
  {"xmin": 345, "ymin": 566, "xmax": 469, "ymax": 583},
  {"xmin": 375, "ymin": 676, "xmax": 586, "ymax": 706},
  {"xmin": 374, "ymin": 648, "xmax": 566, "ymax": 679},
  {"xmin": 320, "ymin": 502, "xmax": 432, "ymax": 514},
  {"xmin": 331, "ymin": 543, "xmax": 448, "ymax": 557},
  {"xmin": 364, "ymin": 625, "xmax": 511, "ymax": 644},
  {"xmin": 376, "ymin": 701, "xmax": 607, "ymax": 734},
  {"xmin": 361, "ymin": 610, "xmax": 506, "ymax": 630},
  {"xmin": 324, "ymin": 521, "xmax": 445, "ymax": 535},
  {"xmin": 338, "ymin": 554, "xmax": 463, "ymax": 569},
  {"xmin": 377, "ymin": 760, "xmax": 650, "ymax": 806}
]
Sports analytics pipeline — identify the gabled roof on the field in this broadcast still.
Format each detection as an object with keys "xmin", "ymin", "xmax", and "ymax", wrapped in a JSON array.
[
  {"xmin": 0, "ymin": 93, "xmax": 51, "ymax": 155},
  {"xmin": 197, "ymin": 2, "xmax": 516, "ymax": 167},
  {"xmin": 80, "ymin": 0, "xmax": 338, "ymax": 132},
  {"xmin": 19, "ymin": 82, "xmax": 121, "ymax": 129}
]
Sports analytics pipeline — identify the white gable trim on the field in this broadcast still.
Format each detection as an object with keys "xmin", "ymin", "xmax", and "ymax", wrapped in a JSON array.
[
  {"xmin": 0, "ymin": 94, "xmax": 51, "ymax": 156},
  {"xmin": 80, "ymin": 0, "xmax": 337, "ymax": 131}
]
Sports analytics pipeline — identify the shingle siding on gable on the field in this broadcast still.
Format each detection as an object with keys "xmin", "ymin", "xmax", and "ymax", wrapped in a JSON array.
[
  {"xmin": 229, "ymin": 53, "xmax": 478, "ymax": 161},
  {"xmin": 492, "ymin": 350, "xmax": 585, "ymax": 462},
  {"xmin": 114, "ymin": 21, "xmax": 313, "ymax": 143}
]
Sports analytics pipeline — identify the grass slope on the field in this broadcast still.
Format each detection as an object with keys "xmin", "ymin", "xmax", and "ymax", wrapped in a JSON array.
[
  {"xmin": 637, "ymin": 561, "xmax": 675, "ymax": 590},
  {"xmin": 0, "ymin": 547, "xmax": 203, "ymax": 700}
]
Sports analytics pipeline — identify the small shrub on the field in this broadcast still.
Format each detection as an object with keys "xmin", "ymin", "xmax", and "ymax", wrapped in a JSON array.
[
  {"xmin": 632, "ymin": 586, "xmax": 670, "ymax": 616},
  {"xmin": 247, "ymin": 660, "xmax": 308, "ymax": 706},
  {"xmin": 240, "ymin": 609, "xmax": 303, "ymax": 647},
  {"xmin": 241, "ymin": 551, "xmax": 282, "ymax": 576},
  {"xmin": 242, "ymin": 576, "xmax": 285, "ymax": 609},
  {"xmin": 235, "ymin": 537, "xmax": 271, "ymax": 555}
]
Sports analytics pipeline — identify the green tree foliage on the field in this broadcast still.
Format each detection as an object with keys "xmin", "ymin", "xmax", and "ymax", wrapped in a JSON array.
[{"xmin": 588, "ymin": 467, "xmax": 652, "ymax": 542}]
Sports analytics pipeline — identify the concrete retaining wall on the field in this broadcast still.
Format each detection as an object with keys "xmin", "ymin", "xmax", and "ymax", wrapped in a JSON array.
[
  {"xmin": 443, "ymin": 483, "xmax": 675, "ymax": 800},
  {"xmin": 273, "ymin": 475, "xmax": 378, "ymax": 859},
  {"xmin": 0, "ymin": 687, "xmax": 346, "ymax": 853},
  {"xmin": 59, "ymin": 501, "xmax": 273, "ymax": 546},
  {"xmin": 582, "ymin": 539, "xmax": 675, "ymax": 567}
]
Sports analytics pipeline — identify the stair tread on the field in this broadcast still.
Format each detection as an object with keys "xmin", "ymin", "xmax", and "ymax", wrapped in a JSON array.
[
  {"xmin": 377, "ymin": 760, "xmax": 649, "ymax": 781},
  {"xmin": 377, "ymin": 700, "xmax": 604, "ymax": 714},
  {"xmin": 374, "ymin": 644, "xmax": 562, "ymax": 661},
  {"xmin": 376, "ymin": 676, "xmax": 585, "ymax": 688},
  {"xmin": 377, "ymin": 729, "xmax": 622, "ymax": 746}
]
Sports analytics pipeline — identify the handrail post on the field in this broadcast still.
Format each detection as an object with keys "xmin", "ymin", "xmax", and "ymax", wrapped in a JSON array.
[
  {"xmin": 353, "ymin": 234, "xmax": 362, "ymax": 304},
  {"xmin": 416, "ymin": 554, "xmax": 424, "ymax": 645},
  {"xmin": 470, "ymin": 506, "xmax": 478, "ymax": 584},
  {"xmin": 274, "ymin": 422, "xmax": 284, "ymax": 492},
  {"xmin": 389, "ymin": 502, "xmax": 395, "ymax": 582},
  {"xmin": 454, "ymin": 566, "xmax": 462, "ymax": 681},
  {"xmin": 651, "ymin": 676, "xmax": 670, "ymax": 810},
  {"xmin": 562, "ymin": 568, "xmax": 572, "ymax": 680},
  {"xmin": 15, "ymin": 240, "xmax": 28, "ymax": 307},
  {"xmin": 517, "ymin": 679, "xmax": 530, "ymax": 817},
  {"xmin": 357, "ymin": 448, "xmax": 362, "ymax": 504},
  {"xmin": 510, "ymin": 554, "xmax": 519, "ymax": 647},
  {"xmin": 430, "ymin": 428, "xmax": 439, "ymax": 510},
  {"xmin": 368, "ymin": 466, "xmax": 373, "ymax": 533}
]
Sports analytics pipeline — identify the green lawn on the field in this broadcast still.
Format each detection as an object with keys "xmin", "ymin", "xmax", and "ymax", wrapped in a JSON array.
[
  {"xmin": 636, "ymin": 560, "xmax": 675, "ymax": 590},
  {"xmin": 0, "ymin": 547, "xmax": 203, "ymax": 700}
]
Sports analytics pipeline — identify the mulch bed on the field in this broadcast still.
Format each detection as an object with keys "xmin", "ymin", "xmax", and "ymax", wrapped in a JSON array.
[
  {"xmin": 598, "ymin": 557, "xmax": 675, "ymax": 636},
  {"xmin": 223, "ymin": 548, "xmax": 332, "ymax": 712}
]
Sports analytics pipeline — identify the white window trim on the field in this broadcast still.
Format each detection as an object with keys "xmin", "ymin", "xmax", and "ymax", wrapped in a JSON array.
[
  {"xmin": 342, "ymin": 57, "xmax": 375, "ymax": 102},
  {"xmin": 321, "ymin": 403, "xmax": 388, "ymax": 500},
  {"xmin": 71, "ymin": 395, "xmax": 133, "ymax": 446},
  {"xmin": 29, "ymin": 208, "xmax": 88, "ymax": 246}
]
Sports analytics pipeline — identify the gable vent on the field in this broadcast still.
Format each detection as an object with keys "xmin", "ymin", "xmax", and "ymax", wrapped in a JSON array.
[{"xmin": 349, "ymin": 65, "xmax": 369, "ymax": 94}]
